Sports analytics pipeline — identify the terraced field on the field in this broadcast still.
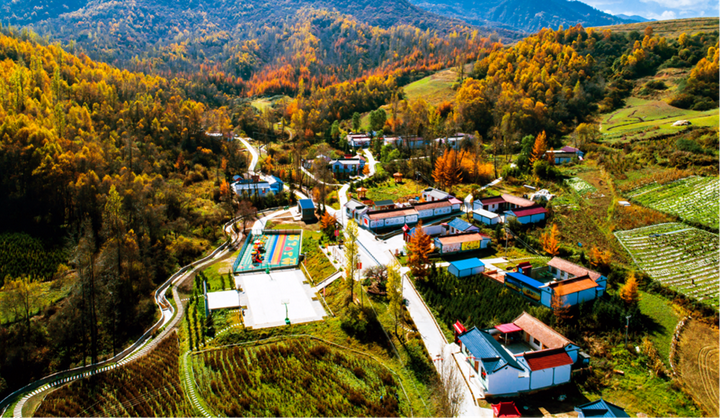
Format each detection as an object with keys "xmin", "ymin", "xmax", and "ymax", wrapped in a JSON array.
[
  {"xmin": 565, "ymin": 177, "xmax": 596, "ymax": 195},
  {"xmin": 626, "ymin": 176, "xmax": 719, "ymax": 230},
  {"xmin": 615, "ymin": 223, "xmax": 719, "ymax": 308}
]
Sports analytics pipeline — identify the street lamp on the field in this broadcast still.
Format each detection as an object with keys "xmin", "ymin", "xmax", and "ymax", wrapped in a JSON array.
[{"xmin": 625, "ymin": 315, "xmax": 631, "ymax": 346}]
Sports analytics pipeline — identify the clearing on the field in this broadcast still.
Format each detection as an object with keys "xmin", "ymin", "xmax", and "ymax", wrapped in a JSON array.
[
  {"xmin": 591, "ymin": 17, "xmax": 719, "ymax": 38},
  {"xmin": 615, "ymin": 223, "xmax": 719, "ymax": 308},
  {"xmin": 626, "ymin": 176, "xmax": 719, "ymax": 230}
]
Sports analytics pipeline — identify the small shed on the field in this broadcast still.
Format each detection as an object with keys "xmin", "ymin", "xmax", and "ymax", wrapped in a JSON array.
[
  {"xmin": 473, "ymin": 208, "xmax": 501, "ymax": 225},
  {"xmin": 448, "ymin": 258, "xmax": 485, "ymax": 278},
  {"xmin": 492, "ymin": 401, "xmax": 521, "ymax": 418},
  {"xmin": 297, "ymin": 199, "xmax": 316, "ymax": 221},
  {"xmin": 575, "ymin": 398, "xmax": 629, "ymax": 418}
]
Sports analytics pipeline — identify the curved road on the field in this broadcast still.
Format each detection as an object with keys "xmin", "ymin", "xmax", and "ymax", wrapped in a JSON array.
[
  {"xmin": 237, "ymin": 137, "xmax": 259, "ymax": 173},
  {"xmin": 2, "ymin": 217, "xmax": 244, "ymax": 417}
]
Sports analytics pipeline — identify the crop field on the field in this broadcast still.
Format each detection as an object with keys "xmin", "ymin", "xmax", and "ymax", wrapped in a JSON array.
[
  {"xmin": 565, "ymin": 177, "xmax": 597, "ymax": 195},
  {"xmin": 35, "ymin": 333, "xmax": 190, "ymax": 417},
  {"xmin": 676, "ymin": 320, "xmax": 719, "ymax": 416},
  {"xmin": 599, "ymin": 99, "xmax": 718, "ymax": 142},
  {"xmin": 615, "ymin": 223, "xmax": 719, "ymax": 308},
  {"xmin": 626, "ymin": 176, "xmax": 719, "ymax": 230},
  {"xmin": 190, "ymin": 339, "xmax": 401, "ymax": 417}
]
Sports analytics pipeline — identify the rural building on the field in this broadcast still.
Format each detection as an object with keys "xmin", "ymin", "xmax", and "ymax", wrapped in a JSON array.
[
  {"xmin": 505, "ymin": 206, "xmax": 547, "ymax": 224},
  {"xmin": 206, "ymin": 290, "xmax": 241, "ymax": 311},
  {"xmin": 448, "ymin": 258, "xmax": 485, "ymax": 277},
  {"xmin": 329, "ymin": 157, "xmax": 365, "ymax": 176},
  {"xmin": 361, "ymin": 206, "xmax": 419, "ymax": 231},
  {"xmin": 545, "ymin": 146, "xmax": 584, "ymax": 164},
  {"xmin": 233, "ymin": 178, "xmax": 272, "ymax": 197},
  {"xmin": 412, "ymin": 199, "xmax": 459, "ymax": 220},
  {"xmin": 403, "ymin": 222, "xmax": 447, "ymax": 241},
  {"xmin": 448, "ymin": 218, "xmax": 479, "ymax": 234},
  {"xmin": 456, "ymin": 312, "xmax": 581, "ymax": 397},
  {"xmin": 575, "ymin": 399, "xmax": 629, "ymax": 418},
  {"xmin": 544, "ymin": 276, "xmax": 600, "ymax": 307},
  {"xmin": 403, "ymin": 136, "xmax": 426, "ymax": 149},
  {"xmin": 473, "ymin": 207, "xmax": 501, "ymax": 225},
  {"xmin": 546, "ymin": 257, "xmax": 607, "ymax": 296},
  {"xmin": 504, "ymin": 272, "xmax": 545, "ymax": 303},
  {"xmin": 434, "ymin": 134, "xmax": 467, "ymax": 149},
  {"xmin": 434, "ymin": 232, "xmax": 492, "ymax": 254},
  {"xmin": 346, "ymin": 133, "xmax": 371, "ymax": 148},
  {"xmin": 373, "ymin": 199, "xmax": 396, "ymax": 211},
  {"xmin": 344, "ymin": 199, "xmax": 369, "ymax": 223},
  {"xmin": 297, "ymin": 199, "xmax": 316, "ymax": 222},
  {"xmin": 266, "ymin": 176, "xmax": 284, "ymax": 193},
  {"xmin": 491, "ymin": 402, "xmax": 521, "ymax": 417},
  {"xmin": 302, "ymin": 154, "xmax": 331, "ymax": 169},
  {"xmin": 422, "ymin": 187, "xmax": 452, "ymax": 202},
  {"xmin": 474, "ymin": 194, "xmax": 535, "ymax": 214},
  {"xmin": 383, "ymin": 136, "xmax": 402, "ymax": 147}
]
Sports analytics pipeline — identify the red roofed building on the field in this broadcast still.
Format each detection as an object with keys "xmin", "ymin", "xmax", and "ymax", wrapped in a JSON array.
[{"xmin": 505, "ymin": 205, "xmax": 547, "ymax": 225}]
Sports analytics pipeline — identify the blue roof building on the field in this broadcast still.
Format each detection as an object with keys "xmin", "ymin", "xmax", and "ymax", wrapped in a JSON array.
[
  {"xmin": 504, "ymin": 272, "xmax": 546, "ymax": 303},
  {"xmin": 575, "ymin": 399, "xmax": 630, "ymax": 418},
  {"xmin": 297, "ymin": 199, "xmax": 316, "ymax": 221},
  {"xmin": 447, "ymin": 217, "xmax": 479, "ymax": 234},
  {"xmin": 448, "ymin": 258, "xmax": 485, "ymax": 278}
]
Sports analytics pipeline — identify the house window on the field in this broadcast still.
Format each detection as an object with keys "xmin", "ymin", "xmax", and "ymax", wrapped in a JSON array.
[
  {"xmin": 480, "ymin": 366, "xmax": 486, "ymax": 379},
  {"xmin": 533, "ymin": 337, "xmax": 540, "ymax": 346}
]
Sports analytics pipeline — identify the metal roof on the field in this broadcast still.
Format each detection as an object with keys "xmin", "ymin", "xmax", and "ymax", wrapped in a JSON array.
[
  {"xmin": 449, "ymin": 258, "xmax": 485, "ymax": 271},
  {"xmin": 374, "ymin": 199, "xmax": 395, "ymax": 207},
  {"xmin": 507, "ymin": 206, "xmax": 548, "ymax": 217},
  {"xmin": 447, "ymin": 218, "xmax": 474, "ymax": 231},
  {"xmin": 524, "ymin": 347, "xmax": 573, "ymax": 371},
  {"xmin": 575, "ymin": 399, "xmax": 630, "ymax": 418},
  {"xmin": 473, "ymin": 208, "xmax": 500, "ymax": 219},
  {"xmin": 504, "ymin": 272, "xmax": 545, "ymax": 290},
  {"xmin": 459, "ymin": 328, "xmax": 523, "ymax": 374},
  {"xmin": 298, "ymin": 199, "xmax": 315, "ymax": 209}
]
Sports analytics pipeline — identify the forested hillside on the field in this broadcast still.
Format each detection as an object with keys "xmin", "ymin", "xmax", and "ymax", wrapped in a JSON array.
[
  {"xmin": 0, "ymin": 29, "xmax": 244, "ymax": 397},
  {"xmin": 410, "ymin": 0, "xmax": 629, "ymax": 33},
  {"xmin": 0, "ymin": 0, "xmax": 518, "ymax": 98}
]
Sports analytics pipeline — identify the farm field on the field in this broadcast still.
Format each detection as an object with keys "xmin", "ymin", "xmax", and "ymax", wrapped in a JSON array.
[
  {"xmin": 626, "ymin": 176, "xmax": 719, "ymax": 230},
  {"xmin": 35, "ymin": 333, "xmax": 190, "ymax": 417},
  {"xmin": 190, "ymin": 339, "xmax": 402, "ymax": 417},
  {"xmin": 676, "ymin": 320, "xmax": 719, "ymax": 417},
  {"xmin": 615, "ymin": 223, "xmax": 719, "ymax": 308},
  {"xmin": 565, "ymin": 177, "xmax": 597, "ymax": 195},
  {"xmin": 599, "ymin": 98, "xmax": 718, "ymax": 142},
  {"xmin": 591, "ymin": 17, "xmax": 720, "ymax": 38}
]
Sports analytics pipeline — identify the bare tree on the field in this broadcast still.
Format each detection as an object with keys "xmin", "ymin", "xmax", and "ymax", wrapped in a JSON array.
[
  {"xmin": 436, "ymin": 347, "xmax": 466, "ymax": 417},
  {"xmin": 236, "ymin": 199, "xmax": 257, "ymax": 233}
]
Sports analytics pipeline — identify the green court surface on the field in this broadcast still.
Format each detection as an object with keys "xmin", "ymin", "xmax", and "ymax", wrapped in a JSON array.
[{"xmin": 233, "ymin": 231, "xmax": 302, "ymax": 273}]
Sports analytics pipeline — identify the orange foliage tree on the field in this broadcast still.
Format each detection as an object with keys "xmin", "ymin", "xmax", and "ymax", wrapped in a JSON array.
[
  {"xmin": 620, "ymin": 272, "xmax": 640, "ymax": 305},
  {"xmin": 540, "ymin": 224, "xmax": 560, "ymax": 256},
  {"xmin": 407, "ymin": 220, "xmax": 433, "ymax": 281},
  {"xmin": 432, "ymin": 149, "xmax": 464, "ymax": 192},
  {"xmin": 529, "ymin": 131, "xmax": 548, "ymax": 166}
]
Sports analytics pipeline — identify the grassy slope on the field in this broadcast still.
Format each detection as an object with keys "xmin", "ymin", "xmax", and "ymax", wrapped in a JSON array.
[
  {"xmin": 591, "ymin": 17, "xmax": 720, "ymax": 37},
  {"xmin": 638, "ymin": 291, "xmax": 680, "ymax": 365}
]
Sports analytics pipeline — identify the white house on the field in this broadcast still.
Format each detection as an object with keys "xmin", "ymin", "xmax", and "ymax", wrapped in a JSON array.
[
  {"xmin": 360, "ymin": 207, "xmax": 419, "ymax": 231},
  {"xmin": 422, "ymin": 187, "xmax": 451, "ymax": 202},
  {"xmin": 347, "ymin": 134, "xmax": 372, "ymax": 148},
  {"xmin": 456, "ymin": 312, "xmax": 580, "ymax": 397},
  {"xmin": 412, "ymin": 199, "xmax": 457, "ymax": 220},
  {"xmin": 473, "ymin": 207, "xmax": 501, "ymax": 225}
]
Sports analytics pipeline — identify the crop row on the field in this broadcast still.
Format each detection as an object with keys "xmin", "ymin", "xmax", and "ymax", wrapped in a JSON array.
[
  {"xmin": 191, "ymin": 339, "xmax": 400, "ymax": 417},
  {"xmin": 615, "ymin": 223, "xmax": 719, "ymax": 309},
  {"xmin": 628, "ymin": 177, "xmax": 719, "ymax": 230},
  {"xmin": 34, "ymin": 332, "xmax": 189, "ymax": 417}
]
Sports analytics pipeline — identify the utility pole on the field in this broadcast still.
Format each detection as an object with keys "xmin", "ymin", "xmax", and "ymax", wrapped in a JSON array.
[{"xmin": 625, "ymin": 315, "xmax": 631, "ymax": 346}]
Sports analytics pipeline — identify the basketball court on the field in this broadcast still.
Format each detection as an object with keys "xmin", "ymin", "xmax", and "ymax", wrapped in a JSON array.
[
  {"xmin": 235, "ymin": 269, "xmax": 326, "ymax": 329},
  {"xmin": 233, "ymin": 230, "xmax": 302, "ymax": 273}
]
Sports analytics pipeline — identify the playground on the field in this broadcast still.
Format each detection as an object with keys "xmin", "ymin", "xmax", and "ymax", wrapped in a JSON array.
[{"xmin": 233, "ymin": 230, "xmax": 302, "ymax": 273}]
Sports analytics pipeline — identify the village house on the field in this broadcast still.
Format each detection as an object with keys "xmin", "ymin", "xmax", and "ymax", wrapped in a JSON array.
[
  {"xmin": 344, "ymin": 199, "xmax": 369, "ymax": 223},
  {"xmin": 502, "ymin": 258, "xmax": 607, "ymax": 308},
  {"xmin": 447, "ymin": 218, "xmax": 479, "ymax": 235},
  {"xmin": 545, "ymin": 146, "xmax": 584, "ymax": 164},
  {"xmin": 455, "ymin": 312, "xmax": 583, "ymax": 397},
  {"xmin": 329, "ymin": 156, "xmax": 366, "ymax": 177},
  {"xmin": 232, "ymin": 175, "xmax": 284, "ymax": 197},
  {"xmin": 434, "ymin": 133, "xmax": 474, "ymax": 149},
  {"xmin": 448, "ymin": 258, "xmax": 485, "ymax": 277},
  {"xmin": 505, "ymin": 206, "xmax": 548, "ymax": 225},
  {"xmin": 473, "ymin": 207, "xmax": 501, "ymax": 225},
  {"xmin": 422, "ymin": 187, "xmax": 452, "ymax": 202},
  {"xmin": 434, "ymin": 232, "xmax": 492, "ymax": 254},
  {"xmin": 411, "ymin": 198, "xmax": 462, "ymax": 220},
  {"xmin": 346, "ymin": 133, "xmax": 372, "ymax": 148},
  {"xmin": 474, "ymin": 194, "xmax": 535, "ymax": 214},
  {"xmin": 360, "ymin": 206, "xmax": 419, "ymax": 231}
]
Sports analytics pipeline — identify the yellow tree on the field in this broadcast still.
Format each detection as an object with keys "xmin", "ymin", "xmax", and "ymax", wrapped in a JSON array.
[
  {"xmin": 264, "ymin": 155, "xmax": 275, "ymax": 174},
  {"xmin": 589, "ymin": 246, "xmax": 612, "ymax": 270},
  {"xmin": 529, "ymin": 131, "xmax": 548, "ymax": 165},
  {"xmin": 320, "ymin": 211, "xmax": 337, "ymax": 238},
  {"xmin": 408, "ymin": 220, "xmax": 433, "ymax": 280},
  {"xmin": 540, "ymin": 224, "xmax": 560, "ymax": 256},
  {"xmin": 386, "ymin": 260, "xmax": 403, "ymax": 335},
  {"xmin": 362, "ymin": 164, "xmax": 370, "ymax": 176},
  {"xmin": 432, "ymin": 149, "xmax": 464, "ymax": 192},
  {"xmin": 620, "ymin": 272, "xmax": 640, "ymax": 305}
]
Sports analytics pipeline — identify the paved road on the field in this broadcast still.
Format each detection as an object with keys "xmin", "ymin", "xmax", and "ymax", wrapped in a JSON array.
[{"xmin": 238, "ymin": 137, "xmax": 259, "ymax": 173}]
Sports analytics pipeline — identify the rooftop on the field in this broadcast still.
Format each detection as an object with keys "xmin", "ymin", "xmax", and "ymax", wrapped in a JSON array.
[
  {"xmin": 504, "ymin": 272, "xmax": 545, "ymax": 290},
  {"xmin": 550, "ymin": 275, "xmax": 599, "ymax": 296},
  {"xmin": 459, "ymin": 327, "xmax": 523, "ymax": 374},
  {"xmin": 447, "ymin": 218, "xmax": 475, "ymax": 231},
  {"xmin": 437, "ymin": 232, "xmax": 490, "ymax": 245},
  {"xmin": 562, "ymin": 145, "xmax": 580, "ymax": 153},
  {"xmin": 513, "ymin": 312, "xmax": 573, "ymax": 349},
  {"xmin": 502, "ymin": 193, "xmax": 536, "ymax": 207},
  {"xmin": 367, "ymin": 207, "xmax": 418, "ymax": 220},
  {"xmin": 413, "ymin": 199, "xmax": 454, "ymax": 210},
  {"xmin": 473, "ymin": 207, "xmax": 500, "ymax": 218},
  {"xmin": 374, "ymin": 199, "xmax": 395, "ymax": 207},
  {"xmin": 524, "ymin": 347, "xmax": 573, "ymax": 371},
  {"xmin": 547, "ymin": 257, "xmax": 603, "ymax": 282},
  {"xmin": 298, "ymin": 199, "xmax": 315, "ymax": 209},
  {"xmin": 478, "ymin": 196, "xmax": 505, "ymax": 205},
  {"xmin": 507, "ymin": 206, "xmax": 548, "ymax": 217},
  {"xmin": 575, "ymin": 399, "xmax": 630, "ymax": 418},
  {"xmin": 449, "ymin": 258, "xmax": 485, "ymax": 271}
]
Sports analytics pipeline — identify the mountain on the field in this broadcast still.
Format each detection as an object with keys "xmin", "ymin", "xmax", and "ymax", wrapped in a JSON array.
[
  {"xmin": 614, "ymin": 14, "xmax": 653, "ymax": 23},
  {"xmin": 408, "ymin": 0, "xmax": 631, "ymax": 33}
]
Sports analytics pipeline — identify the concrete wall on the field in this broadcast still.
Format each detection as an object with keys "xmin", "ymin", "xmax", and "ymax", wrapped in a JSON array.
[
  {"xmin": 486, "ymin": 366, "xmax": 530, "ymax": 396},
  {"xmin": 530, "ymin": 367, "xmax": 554, "ymax": 390}
]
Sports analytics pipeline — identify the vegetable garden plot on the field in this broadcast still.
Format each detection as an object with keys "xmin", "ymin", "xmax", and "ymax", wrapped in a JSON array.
[
  {"xmin": 565, "ymin": 177, "xmax": 597, "ymax": 195},
  {"xmin": 615, "ymin": 223, "xmax": 719, "ymax": 309},
  {"xmin": 626, "ymin": 176, "xmax": 719, "ymax": 230}
]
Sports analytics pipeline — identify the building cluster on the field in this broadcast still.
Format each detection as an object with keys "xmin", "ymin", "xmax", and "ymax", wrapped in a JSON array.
[
  {"xmin": 232, "ymin": 174, "xmax": 284, "ymax": 198},
  {"xmin": 346, "ymin": 132, "xmax": 474, "ymax": 149},
  {"xmin": 472, "ymin": 194, "xmax": 548, "ymax": 225}
]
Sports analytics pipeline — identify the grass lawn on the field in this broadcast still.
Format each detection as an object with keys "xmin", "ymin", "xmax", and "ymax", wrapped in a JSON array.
[
  {"xmin": 199, "ymin": 252, "xmax": 239, "ymax": 292},
  {"xmin": 366, "ymin": 179, "xmax": 426, "ymax": 202},
  {"xmin": 0, "ymin": 276, "xmax": 75, "ymax": 324},
  {"xmin": 402, "ymin": 67, "xmax": 463, "ymax": 106},
  {"xmin": 302, "ymin": 231, "xmax": 337, "ymax": 283},
  {"xmin": 638, "ymin": 291, "xmax": 680, "ymax": 366}
]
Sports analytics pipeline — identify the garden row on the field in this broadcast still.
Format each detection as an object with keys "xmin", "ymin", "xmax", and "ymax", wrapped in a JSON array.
[
  {"xmin": 627, "ymin": 176, "xmax": 719, "ymax": 230},
  {"xmin": 190, "ymin": 339, "xmax": 401, "ymax": 417},
  {"xmin": 615, "ymin": 223, "xmax": 719, "ymax": 309}
]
